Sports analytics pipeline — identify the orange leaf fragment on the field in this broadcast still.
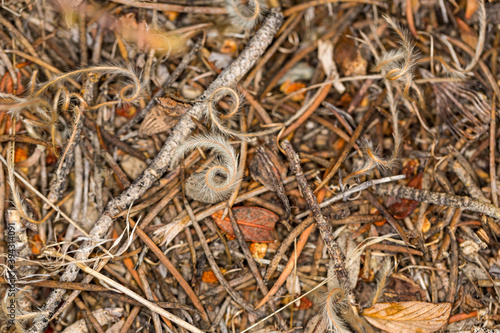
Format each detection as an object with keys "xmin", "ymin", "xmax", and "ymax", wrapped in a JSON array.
[
  {"xmin": 211, "ymin": 206, "xmax": 278, "ymax": 243},
  {"xmin": 220, "ymin": 39, "xmax": 237, "ymax": 54},
  {"xmin": 31, "ymin": 234, "xmax": 43, "ymax": 255},
  {"xmin": 293, "ymin": 296, "xmax": 313, "ymax": 310},
  {"xmin": 250, "ymin": 242, "xmax": 268, "ymax": 260},
  {"xmin": 362, "ymin": 301, "xmax": 452, "ymax": 333},
  {"xmin": 202, "ymin": 268, "xmax": 226, "ymax": 284},
  {"xmin": 116, "ymin": 104, "xmax": 137, "ymax": 119},
  {"xmin": 280, "ymin": 80, "xmax": 306, "ymax": 102},
  {"xmin": 456, "ymin": 17, "xmax": 478, "ymax": 48},
  {"xmin": 14, "ymin": 146, "xmax": 29, "ymax": 163}
]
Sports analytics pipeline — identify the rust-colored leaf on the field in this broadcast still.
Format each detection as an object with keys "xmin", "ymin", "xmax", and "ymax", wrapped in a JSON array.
[
  {"xmin": 362, "ymin": 301, "xmax": 451, "ymax": 333},
  {"xmin": 211, "ymin": 206, "xmax": 278, "ymax": 243},
  {"xmin": 389, "ymin": 173, "xmax": 423, "ymax": 219},
  {"xmin": 293, "ymin": 296, "xmax": 313, "ymax": 310}
]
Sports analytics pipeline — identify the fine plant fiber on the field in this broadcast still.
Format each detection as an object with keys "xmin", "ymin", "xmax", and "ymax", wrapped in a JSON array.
[
  {"xmin": 357, "ymin": 16, "xmax": 419, "ymax": 180},
  {"xmin": 323, "ymin": 289, "xmax": 351, "ymax": 333},
  {"xmin": 205, "ymin": 86, "xmax": 282, "ymax": 138},
  {"xmin": 225, "ymin": 0, "xmax": 267, "ymax": 30},
  {"xmin": 171, "ymin": 133, "xmax": 242, "ymax": 203}
]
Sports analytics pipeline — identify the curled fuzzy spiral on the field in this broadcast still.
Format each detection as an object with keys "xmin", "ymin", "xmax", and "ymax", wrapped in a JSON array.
[
  {"xmin": 171, "ymin": 133, "xmax": 242, "ymax": 203},
  {"xmin": 225, "ymin": 0, "xmax": 267, "ymax": 30}
]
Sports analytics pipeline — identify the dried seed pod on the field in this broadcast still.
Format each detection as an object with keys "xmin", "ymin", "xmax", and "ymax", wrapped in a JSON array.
[{"xmin": 249, "ymin": 143, "xmax": 290, "ymax": 218}]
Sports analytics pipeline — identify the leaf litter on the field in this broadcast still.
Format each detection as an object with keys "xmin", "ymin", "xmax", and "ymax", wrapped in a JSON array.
[{"xmin": 0, "ymin": 0, "xmax": 499, "ymax": 332}]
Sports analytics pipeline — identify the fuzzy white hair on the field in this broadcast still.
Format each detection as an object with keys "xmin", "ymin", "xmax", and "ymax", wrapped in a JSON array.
[{"xmin": 171, "ymin": 133, "xmax": 242, "ymax": 203}]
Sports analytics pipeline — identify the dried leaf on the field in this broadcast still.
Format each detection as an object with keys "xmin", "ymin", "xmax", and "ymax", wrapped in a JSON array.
[
  {"xmin": 333, "ymin": 35, "xmax": 367, "ymax": 76},
  {"xmin": 362, "ymin": 301, "xmax": 451, "ymax": 333},
  {"xmin": 383, "ymin": 273, "xmax": 426, "ymax": 302},
  {"xmin": 211, "ymin": 206, "xmax": 278, "ymax": 243},
  {"xmin": 138, "ymin": 98, "xmax": 189, "ymax": 136}
]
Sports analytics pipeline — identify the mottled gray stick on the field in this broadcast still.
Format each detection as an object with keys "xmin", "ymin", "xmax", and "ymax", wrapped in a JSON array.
[
  {"xmin": 374, "ymin": 184, "xmax": 500, "ymax": 219},
  {"xmin": 28, "ymin": 10, "xmax": 283, "ymax": 333}
]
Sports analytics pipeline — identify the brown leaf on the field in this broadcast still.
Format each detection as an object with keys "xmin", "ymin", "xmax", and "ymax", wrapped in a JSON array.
[
  {"xmin": 333, "ymin": 35, "xmax": 367, "ymax": 76},
  {"xmin": 362, "ymin": 301, "xmax": 451, "ymax": 333},
  {"xmin": 211, "ymin": 206, "xmax": 278, "ymax": 243}
]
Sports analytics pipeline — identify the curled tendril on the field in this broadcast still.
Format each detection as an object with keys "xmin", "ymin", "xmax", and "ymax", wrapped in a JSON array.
[
  {"xmin": 321, "ymin": 287, "xmax": 350, "ymax": 333},
  {"xmin": 225, "ymin": 0, "xmax": 267, "ymax": 30},
  {"xmin": 206, "ymin": 86, "xmax": 283, "ymax": 139},
  {"xmin": 171, "ymin": 133, "xmax": 242, "ymax": 204}
]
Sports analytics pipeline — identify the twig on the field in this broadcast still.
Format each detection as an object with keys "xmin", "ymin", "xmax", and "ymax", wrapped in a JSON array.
[
  {"xmin": 363, "ymin": 191, "xmax": 409, "ymax": 245},
  {"xmin": 28, "ymin": 11, "xmax": 283, "ymax": 332},
  {"xmin": 295, "ymin": 174, "xmax": 406, "ymax": 219},
  {"xmin": 46, "ymin": 73, "xmax": 99, "ymax": 206},
  {"xmin": 266, "ymin": 201, "xmax": 362, "ymax": 280},
  {"xmin": 374, "ymin": 184, "xmax": 500, "ymax": 219},
  {"xmin": 281, "ymin": 140, "xmax": 353, "ymax": 301},
  {"xmin": 129, "ymin": 218, "xmax": 210, "ymax": 323},
  {"xmin": 491, "ymin": 97, "xmax": 498, "ymax": 207},
  {"xmin": 184, "ymin": 198, "xmax": 260, "ymax": 316}
]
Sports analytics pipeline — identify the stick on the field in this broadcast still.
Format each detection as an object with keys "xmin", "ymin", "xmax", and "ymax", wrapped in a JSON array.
[
  {"xmin": 281, "ymin": 140, "xmax": 353, "ymax": 301},
  {"xmin": 374, "ymin": 184, "xmax": 500, "ymax": 219}
]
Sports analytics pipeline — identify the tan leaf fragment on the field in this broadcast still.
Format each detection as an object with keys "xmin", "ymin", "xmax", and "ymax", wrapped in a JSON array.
[{"xmin": 362, "ymin": 301, "xmax": 451, "ymax": 333}]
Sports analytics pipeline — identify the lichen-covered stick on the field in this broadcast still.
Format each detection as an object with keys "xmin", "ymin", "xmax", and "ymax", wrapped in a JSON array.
[
  {"xmin": 27, "ymin": 9, "xmax": 283, "ymax": 333},
  {"xmin": 281, "ymin": 140, "xmax": 355, "ymax": 306},
  {"xmin": 374, "ymin": 184, "xmax": 500, "ymax": 219}
]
